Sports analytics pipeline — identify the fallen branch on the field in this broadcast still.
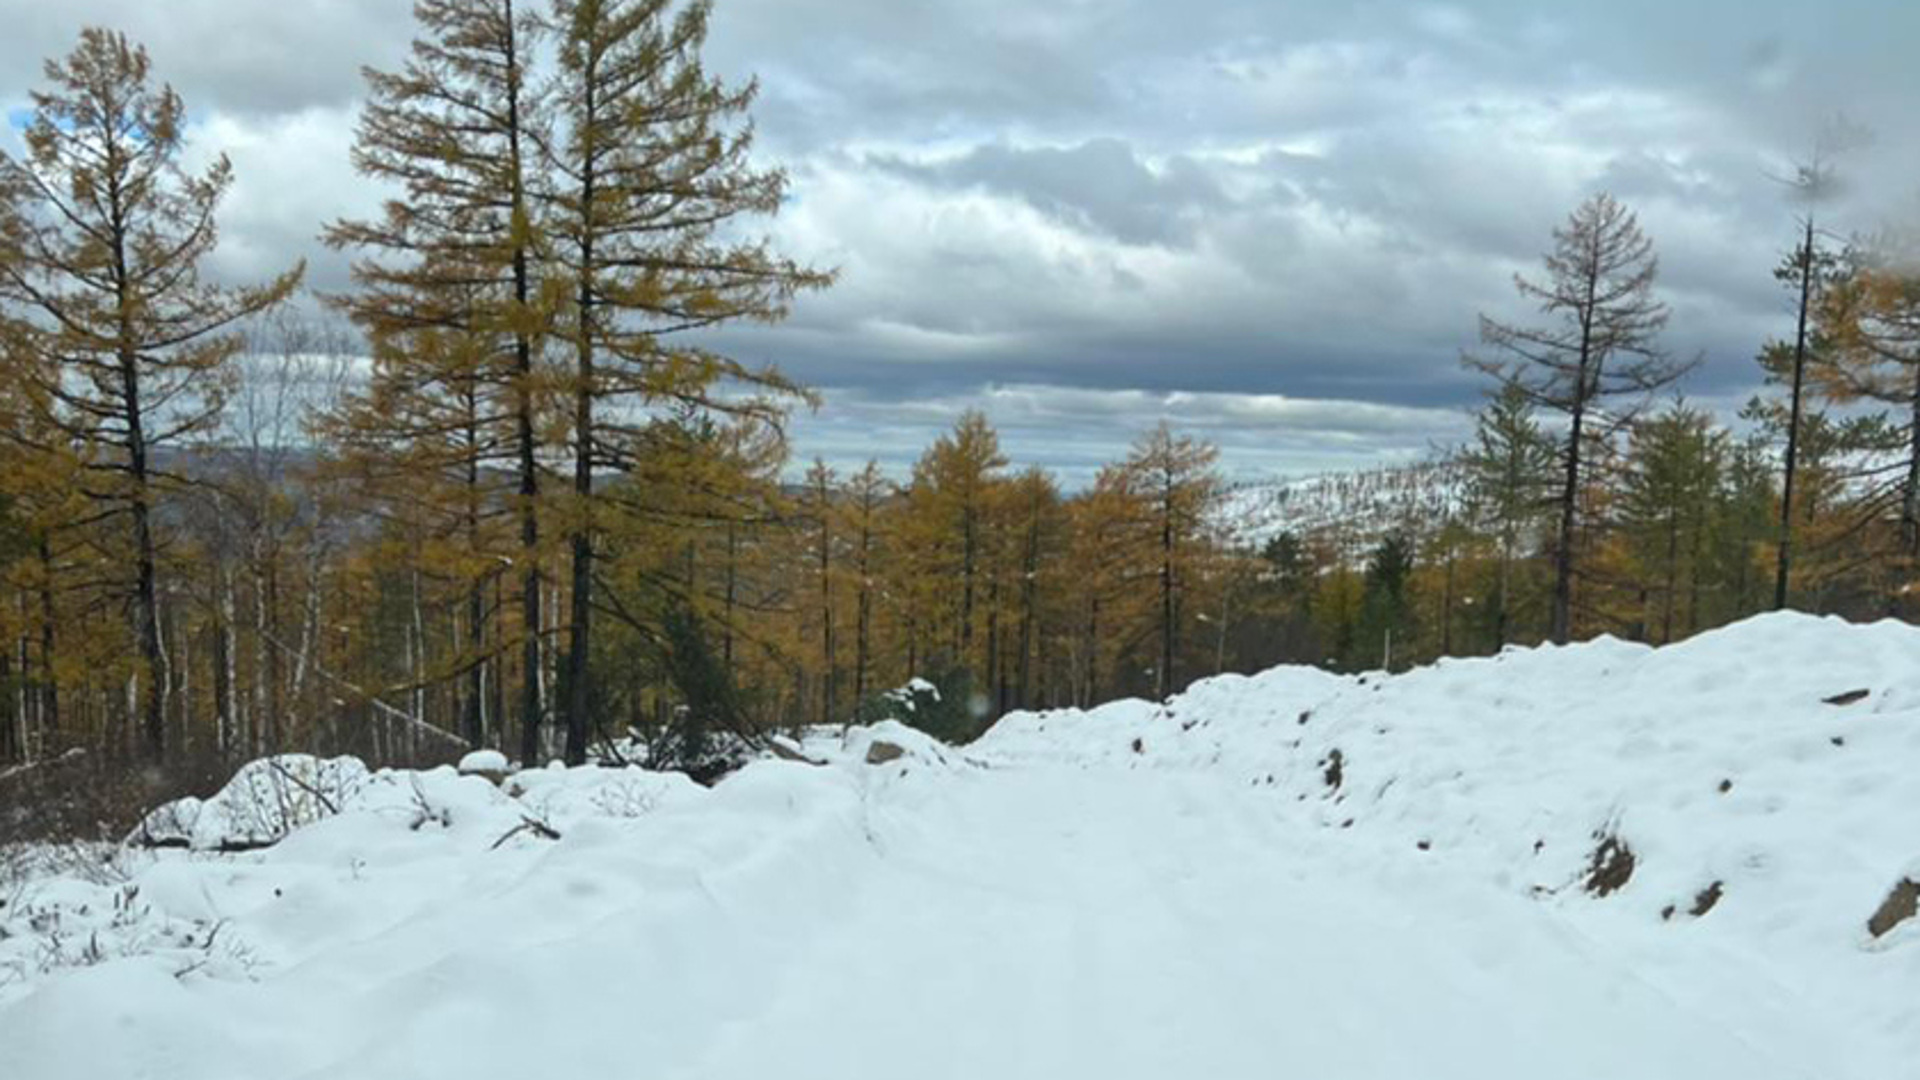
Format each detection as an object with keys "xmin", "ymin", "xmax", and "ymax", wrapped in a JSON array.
[
  {"xmin": 0, "ymin": 748, "xmax": 87, "ymax": 788},
  {"xmin": 266, "ymin": 759, "xmax": 340, "ymax": 817},
  {"xmin": 489, "ymin": 815, "xmax": 563, "ymax": 851}
]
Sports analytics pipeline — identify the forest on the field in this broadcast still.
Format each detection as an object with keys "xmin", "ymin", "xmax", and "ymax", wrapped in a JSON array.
[{"xmin": 1, "ymin": 3, "xmax": 1917, "ymax": 837}]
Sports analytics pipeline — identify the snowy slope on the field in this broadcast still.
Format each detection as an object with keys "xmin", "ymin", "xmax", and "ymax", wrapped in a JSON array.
[
  {"xmin": 4, "ymin": 615, "xmax": 1918, "ymax": 1079},
  {"xmin": 1217, "ymin": 459, "xmax": 1466, "ymax": 550}
]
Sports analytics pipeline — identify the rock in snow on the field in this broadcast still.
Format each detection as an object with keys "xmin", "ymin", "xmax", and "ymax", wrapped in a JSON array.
[
  {"xmin": 6, "ymin": 611, "xmax": 1920, "ymax": 1080},
  {"xmin": 457, "ymin": 749, "xmax": 511, "ymax": 783}
]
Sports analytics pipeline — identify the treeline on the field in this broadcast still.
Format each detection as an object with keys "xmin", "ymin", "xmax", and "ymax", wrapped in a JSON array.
[
  {"xmin": 1271, "ymin": 160, "xmax": 1920, "ymax": 671},
  {"xmin": 3, "ymin": 6, "xmax": 1918, "ymax": 817},
  {"xmin": 0, "ymin": 7, "xmax": 1234, "ymax": 798}
]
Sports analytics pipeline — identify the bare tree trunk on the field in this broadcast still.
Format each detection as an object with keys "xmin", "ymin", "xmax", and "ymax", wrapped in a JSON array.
[
  {"xmin": 37, "ymin": 538, "xmax": 59, "ymax": 749},
  {"xmin": 1551, "ymin": 395, "xmax": 1586, "ymax": 646},
  {"xmin": 1159, "ymin": 484, "xmax": 1176, "ymax": 700},
  {"xmin": 214, "ymin": 567, "xmax": 236, "ymax": 758},
  {"xmin": 1774, "ymin": 216, "xmax": 1816, "ymax": 610}
]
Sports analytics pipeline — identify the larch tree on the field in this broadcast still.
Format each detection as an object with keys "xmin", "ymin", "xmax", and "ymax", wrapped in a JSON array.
[
  {"xmin": 326, "ymin": 0, "xmax": 554, "ymax": 765},
  {"xmin": 318, "ymin": 316, "xmax": 513, "ymax": 750},
  {"xmin": 546, "ymin": 0, "xmax": 831, "ymax": 763},
  {"xmin": 1469, "ymin": 193, "xmax": 1686, "ymax": 644},
  {"xmin": 801, "ymin": 458, "xmax": 839, "ymax": 726},
  {"xmin": 1820, "ymin": 229, "xmax": 1920, "ymax": 562},
  {"xmin": 844, "ymin": 460, "xmax": 889, "ymax": 713},
  {"xmin": 1765, "ymin": 123, "xmax": 1866, "ymax": 609},
  {"xmin": 1121, "ymin": 424, "xmax": 1220, "ymax": 700},
  {"xmin": 0, "ymin": 29, "xmax": 301, "ymax": 760},
  {"xmin": 905, "ymin": 411, "xmax": 1008, "ymax": 686},
  {"xmin": 1007, "ymin": 467, "xmax": 1062, "ymax": 712}
]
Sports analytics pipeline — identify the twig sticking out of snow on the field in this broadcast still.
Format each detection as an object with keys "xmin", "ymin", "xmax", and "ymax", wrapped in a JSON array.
[{"xmin": 489, "ymin": 815, "xmax": 563, "ymax": 851}]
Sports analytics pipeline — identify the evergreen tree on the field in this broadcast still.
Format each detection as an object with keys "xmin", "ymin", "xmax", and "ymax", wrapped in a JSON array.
[
  {"xmin": 1619, "ymin": 403, "xmax": 1726, "ymax": 642},
  {"xmin": 1457, "ymin": 383, "xmax": 1557, "ymax": 645},
  {"xmin": 1356, "ymin": 534, "xmax": 1416, "ymax": 671}
]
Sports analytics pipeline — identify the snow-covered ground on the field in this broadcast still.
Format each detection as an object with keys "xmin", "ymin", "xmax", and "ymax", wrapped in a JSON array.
[{"xmin": 4, "ymin": 612, "xmax": 1917, "ymax": 1079}]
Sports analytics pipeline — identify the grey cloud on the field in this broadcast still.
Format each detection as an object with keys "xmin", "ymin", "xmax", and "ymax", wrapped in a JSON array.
[
  {"xmin": 2, "ymin": 0, "xmax": 1915, "ymax": 479},
  {"xmin": 869, "ymin": 140, "xmax": 1228, "ymax": 248},
  {"xmin": 1, "ymin": 1, "xmax": 412, "ymax": 117}
]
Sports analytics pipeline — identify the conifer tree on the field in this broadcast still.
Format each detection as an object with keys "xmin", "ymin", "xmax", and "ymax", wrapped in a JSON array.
[
  {"xmin": 1121, "ymin": 424, "xmax": 1220, "ymax": 699},
  {"xmin": 905, "ymin": 412, "xmax": 1008, "ymax": 685},
  {"xmin": 0, "ymin": 29, "xmax": 302, "ymax": 760},
  {"xmin": 800, "ymin": 459, "xmax": 839, "ymax": 725},
  {"xmin": 326, "ymin": 0, "xmax": 553, "ymax": 763},
  {"xmin": 1819, "ymin": 230, "xmax": 1920, "ymax": 563},
  {"xmin": 1469, "ymin": 193, "xmax": 1687, "ymax": 644},
  {"xmin": 844, "ymin": 461, "xmax": 889, "ymax": 712},
  {"xmin": 1763, "ymin": 122, "xmax": 1866, "ymax": 609},
  {"xmin": 1458, "ymin": 383, "xmax": 1557, "ymax": 644},
  {"xmin": 546, "ymin": 0, "xmax": 831, "ymax": 762},
  {"xmin": 1007, "ymin": 467, "xmax": 1062, "ymax": 711},
  {"xmin": 1619, "ymin": 403, "xmax": 1726, "ymax": 642}
]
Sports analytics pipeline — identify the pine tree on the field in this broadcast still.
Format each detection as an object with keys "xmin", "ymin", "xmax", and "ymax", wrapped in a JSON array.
[
  {"xmin": 1457, "ymin": 383, "xmax": 1557, "ymax": 645},
  {"xmin": 0, "ymin": 29, "xmax": 302, "ymax": 760},
  {"xmin": 1469, "ymin": 193, "xmax": 1688, "ymax": 644},
  {"xmin": 1356, "ymin": 534, "xmax": 1415, "ymax": 671},
  {"xmin": 1619, "ymin": 403, "xmax": 1726, "ymax": 643}
]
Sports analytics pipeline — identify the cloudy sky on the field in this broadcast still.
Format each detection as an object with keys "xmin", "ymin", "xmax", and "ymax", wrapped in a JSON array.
[{"xmin": 3, "ymin": 0, "xmax": 1916, "ymax": 483}]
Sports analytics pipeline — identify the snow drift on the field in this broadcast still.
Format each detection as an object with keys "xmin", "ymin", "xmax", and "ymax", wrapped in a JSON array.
[{"xmin": 2, "ymin": 612, "xmax": 1917, "ymax": 1079}]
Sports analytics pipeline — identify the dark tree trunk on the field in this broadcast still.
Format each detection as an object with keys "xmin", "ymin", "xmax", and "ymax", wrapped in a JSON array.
[{"xmin": 1774, "ymin": 217, "xmax": 1816, "ymax": 610}]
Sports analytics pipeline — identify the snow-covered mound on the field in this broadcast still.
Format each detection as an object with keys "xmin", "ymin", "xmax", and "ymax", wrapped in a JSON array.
[
  {"xmin": 984, "ymin": 613, "xmax": 1920, "ymax": 939},
  {"xmin": 980, "ymin": 612, "xmax": 1920, "ymax": 1068},
  {"xmin": 3, "ymin": 613, "xmax": 1917, "ymax": 1079}
]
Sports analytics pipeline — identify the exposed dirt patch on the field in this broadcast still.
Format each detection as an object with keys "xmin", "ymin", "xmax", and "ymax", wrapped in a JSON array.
[
  {"xmin": 1322, "ymin": 749, "xmax": 1345, "ymax": 792},
  {"xmin": 1690, "ymin": 880, "xmax": 1724, "ymax": 917},
  {"xmin": 1584, "ymin": 832, "xmax": 1637, "ymax": 898},
  {"xmin": 1868, "ymin": 879, "xmax": 1919, "ymax": 939},
  {"xmin": 1131, "ymin": 737, "xmax": 1144, "ymax": 755},
  {"xmin": 1718, "ymin": 779, "xmax": 1733, "ymax": 794},
  {"xmin": 1823, "ymin": 688, "xmax": 1871, "ymax": 707},
  {"xmin": 865, "ymin": 741, "xmax": 907, "ymax": 766}
]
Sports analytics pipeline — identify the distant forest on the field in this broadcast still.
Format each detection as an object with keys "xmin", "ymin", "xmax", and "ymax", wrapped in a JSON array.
[{"xmin": 2, "ymin": 5, "xmax": 1916, "ymax": 835}]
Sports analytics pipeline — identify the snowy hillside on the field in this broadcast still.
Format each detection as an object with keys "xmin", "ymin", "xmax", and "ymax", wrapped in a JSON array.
[
  {"xmin": 5, "ymin": 613, "xmax": 1920, "ymax": 1079},
  {"xmin": 1218, "ymin": 459, "xmax": 1467, "ymax": 550}
]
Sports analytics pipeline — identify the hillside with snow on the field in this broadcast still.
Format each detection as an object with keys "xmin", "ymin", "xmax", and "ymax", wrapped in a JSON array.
[
  {"xmin": 1218, "ymin": 459, "xmax": 1467, "ymax": 551},
  {"xmin": 4, "ymin": 612, "xmax": 1919, "ymax": 1079}
]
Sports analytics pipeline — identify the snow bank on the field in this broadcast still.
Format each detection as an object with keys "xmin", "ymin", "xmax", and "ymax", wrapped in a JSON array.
[
  {"xmin": 985, "ymin": 614, "xmax": 1920, "ymax": 942},
  {"xmin": 980, "ymin": 611, "xmax": 1920, "ymax": 1066},
  {"xmin": 4, "ymin": 612, "xmax": 1918, "ymax": 1078}
]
